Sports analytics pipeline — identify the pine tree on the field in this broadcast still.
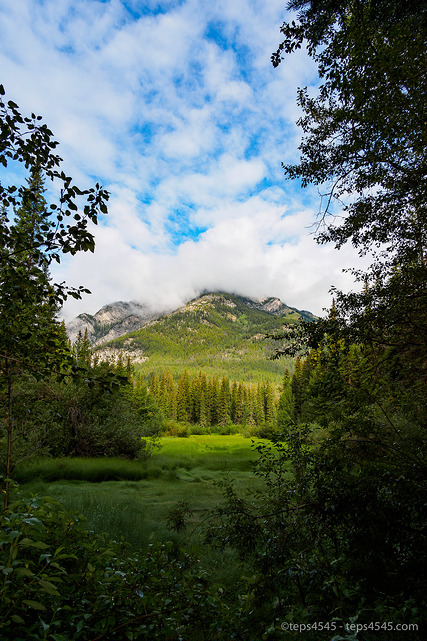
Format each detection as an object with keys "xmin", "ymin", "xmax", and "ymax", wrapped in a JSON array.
[
  {"xmin": 159, "ymin": 370, "xmax": 175, "ymax": 419},
  {"xmin": 263, "ymin": 381, "xmax": 276, "ymax": 426},
  {"xmin": 190, "ymin": 374, "xmax": 201, "ymax": 423},
  {"xmin": 208, "ymin": 375, "xmax": 220, "ymax": 426},
  {"xmin": 291, "ymin": 356, "xmax": 303, "ymax": 419},
  {"xmin": 218, "ymin": 376, "xmax": 231, "ymax": 426},
  {"xmin": 199, "ymin": 386, "xmax": 209, "ymax": 428},
  {"xmin": 0, "ymin": 88, "xmax": 109, "ymax": 506},
  {"xmin": 252, "ymin": 384, "xmax": 264, "ymax": 426},
  {"xmin": 237, "ymin": 382, "xmax": 248, "ymax": 425},
  {"xmin": 14, "ymin": 164, "xmax": 49, "ymax": 271},
  {"xmin": 176, "ymin": 370, "xmax": 191, "ymax": 422},
  {"xmin": 230, "ymin": 381, "xmax": 238, "ymax": 424},
  {"xmin": 72, "ymin": 329, "xmax": 92, "ymax": 366},
  {"xmin": 149, "ymin": 372, "xmax": 160, "ymax": 401},
  {"xmin": 277, "ymin": 368, "xmax": 295, "ymax": 428}
]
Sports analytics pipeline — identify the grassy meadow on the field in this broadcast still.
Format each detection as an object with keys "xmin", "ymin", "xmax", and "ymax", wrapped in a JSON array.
[
  {"xmin": 15, "ymin": 435, "xmax": 274, "ymax": 592},
  {"xmin": 14, "ymin": 436, "xmax": 272, "ymax": 583}
]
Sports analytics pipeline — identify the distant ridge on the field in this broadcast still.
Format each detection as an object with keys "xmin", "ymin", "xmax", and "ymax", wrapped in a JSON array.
[
  {"xmin": 66, "ymin": 301, "xmax": 173, "ymax": 346},
  {"xmin": 66, "ymin": 291, "xmax": 315, "ymax": 347}
]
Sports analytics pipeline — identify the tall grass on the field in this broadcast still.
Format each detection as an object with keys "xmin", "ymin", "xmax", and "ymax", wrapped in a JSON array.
[
  {"xmin": 15, "ymin": 436, "xmax": 265, "ymax": 544},
  {"xmin": 14, "ymin": 435, "xmax": 260, "ymax": 483},
  {"xmin": 15, "ymin": 435, "xmax": 270, "ymax": 591},
  {"xmin": 15, "ymin": 435, "xmax": 283, "ymax": 597}
]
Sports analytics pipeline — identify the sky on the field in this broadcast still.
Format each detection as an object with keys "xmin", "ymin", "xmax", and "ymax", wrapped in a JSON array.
[{"xmin": 0, "ymin": 0, "xmax": 365, "ymax": 320}]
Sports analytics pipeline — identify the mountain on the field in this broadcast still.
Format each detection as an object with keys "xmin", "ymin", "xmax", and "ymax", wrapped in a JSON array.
[
  {"xmin": 66, "ymin": 292, "xmax": 314, "ymax": 347},
  {"xmin": 79, "ymin": 291, "xmax": 316, "ymax": 382},
  {"xmin": 66, "ymin": 300, "xmax": 173, "ymax": 346}
]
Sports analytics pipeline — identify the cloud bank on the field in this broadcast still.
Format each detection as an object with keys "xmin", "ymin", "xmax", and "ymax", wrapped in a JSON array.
[{"xmin": 0, "ymin": 0, "xmax": 365, "ymax": 319}]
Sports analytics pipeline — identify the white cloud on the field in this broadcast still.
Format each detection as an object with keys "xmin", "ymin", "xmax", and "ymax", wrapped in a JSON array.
[{"xmin": 0, "ymin": 0, "xmax": 361, "ymax": 322}]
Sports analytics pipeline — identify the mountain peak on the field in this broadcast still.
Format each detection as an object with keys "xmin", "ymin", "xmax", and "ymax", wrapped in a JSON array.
[{"xmin": 66, "ymin": 291, "xmax": 315, "ymax": 346}]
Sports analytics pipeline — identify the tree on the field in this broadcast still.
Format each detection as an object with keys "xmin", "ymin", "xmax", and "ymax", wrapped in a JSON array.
[
  {"xmin": 72, "ymin": 329, "xmax": 92, "ymax": 366},
  {"xmin": 218, "ymin": 375, "xmax": 231, "ymax": 426},
  {"xmin": 176, "ymin": 370, "xmax": 191, "ymax": 423},
  {"xmin": 277, "ymin": 369, "xmax": 295, "ymax": 428},
  {"xmin": 273, "ymin": 2, "xmax": 427, "ymax": 364},
  {"xmin": 0, "ymin": 85, "xmax": 109, "ymax": 505}
]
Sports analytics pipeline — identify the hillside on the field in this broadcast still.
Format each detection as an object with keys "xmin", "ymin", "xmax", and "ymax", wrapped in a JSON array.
[
  {"xmin": 66, "ymin": 300, "xmax": 172, "ymax": 345},
  {"xmin": 94, "ymin": 292, "xmax": 315, "ymax": 382}
]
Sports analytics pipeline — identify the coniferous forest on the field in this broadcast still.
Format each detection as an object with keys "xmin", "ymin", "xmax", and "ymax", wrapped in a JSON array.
[{"xmin": 1, "ymin": 2, "xmax": 427, "ymax": 639}]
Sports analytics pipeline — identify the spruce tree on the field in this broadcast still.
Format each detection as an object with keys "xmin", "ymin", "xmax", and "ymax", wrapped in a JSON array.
[
  {"xmin": 72, "ymin": 329, "xmax": 92, "ymax": 366},
  {"xmin": 277, "ymin": 368, "xmax": 295, "ymax": 428},
  {"xmin": 208, "ymin": 375, "xmax": 220, "ymax": 426},
  {"xmin": 159, "ymin": 370, "xmax": 175, "ymax": 419},
  {"xmin": 262, "ymin": 381, "xmax": 276, "ymax": 427},
  {"xmin": 218, "ymin": 376, "xmax": 231, "ymax": 426},
  {"xmin": 149, "ymin": 372, "xmax": 160, "ymax": 401},
  {"xmin": 176, "ymin": 371, "xmax": 191, "ymax": 422},
  {"xmin": 0, "ymin": 87, "xmax": 109, "ymax": 505}
]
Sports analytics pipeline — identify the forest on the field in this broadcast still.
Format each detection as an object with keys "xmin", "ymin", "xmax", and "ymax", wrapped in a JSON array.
[{"xmin": 1, "ymin": 1, "xmax": 426, "ymax": 639}]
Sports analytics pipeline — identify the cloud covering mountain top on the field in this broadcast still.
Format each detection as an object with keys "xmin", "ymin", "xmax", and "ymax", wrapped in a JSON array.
[{"xmin": 0, "ymin": 0, "xmax": 368, "ymax": 319}]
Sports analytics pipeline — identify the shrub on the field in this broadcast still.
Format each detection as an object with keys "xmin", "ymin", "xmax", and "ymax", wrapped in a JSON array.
[
  {"xmin": 6, "ymin": 374, "xmax": 162, "ymax": 463},
  {"xmin": 0, "ymin": 495, "xmax": 234, "ymax": 640},
  {"xmin": 162, "ymin": 420, "xmax": 191, "ymax": 437}
]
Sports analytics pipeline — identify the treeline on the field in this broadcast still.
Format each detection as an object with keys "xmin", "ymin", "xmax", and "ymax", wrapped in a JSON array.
[
  {"xmin": 277, "ymin": 335, "xmax": 425, "ymax": 433},
  {"xmin": 144, "ymin": 370, "xmax": 278, "ymax": 428}
]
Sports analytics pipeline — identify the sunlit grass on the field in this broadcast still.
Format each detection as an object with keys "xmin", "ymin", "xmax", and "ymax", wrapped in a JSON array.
[
  {"xmin": 14, "ymin": 435, "xmax": 262, "ymax": 483},
  {"xmin": 15, "ymin": 435, "xmax": 267, "ymax": 545},
  {"xmin": 16, "ymin": 435, "xmax": 270, "ymax": 591}
]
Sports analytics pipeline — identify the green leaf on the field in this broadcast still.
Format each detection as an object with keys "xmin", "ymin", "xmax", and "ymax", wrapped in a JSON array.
[
  {"xmin": 15, "ymin": 567, "xmax": 34, "ymax": 577},
  {"xmin": 38, "ymin": 579, "xmax": 61, "ymax": 596},
  {"xmin": 11, "ymin": 614, "xmax": 25, "ymax": 624},
  {"xmin": 22, "ymin": 599, "xmax": 46, "ymax": 611},
  {"xmin": 23, "ymin": 539, "xmax": 49, "ymax": 549}
]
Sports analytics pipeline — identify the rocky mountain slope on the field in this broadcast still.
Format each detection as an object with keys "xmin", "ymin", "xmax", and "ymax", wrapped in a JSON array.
[
  {"xmin": 66, "ymin": 300, "xmax": 173, "ymax": 346},
  {"xmin": 66, "ymin": 291, "xmax": 314, "ymax": 347},
  {"xmin": 77, "ymin": 291, "xmax": 315, "ymax": 381}
]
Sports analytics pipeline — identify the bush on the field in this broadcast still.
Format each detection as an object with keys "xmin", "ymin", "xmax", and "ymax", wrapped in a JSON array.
[
  {"xmin": 245, "ymin": 423, "xmax": 278, "ymax": 439},
  {"xmin": 162, "ymin": 420, "xmax": 191, "ymax": 437},
  {"xmin": 5, "ymin": 373, "xmax": 162, "ymax": 464},
  {"xmin": 0, "ymin": 495, "xmax": 235, "ymax": 640},
  {"xmin": 210, "ymin": 423, "xmax": 240, "ymax": 435}
]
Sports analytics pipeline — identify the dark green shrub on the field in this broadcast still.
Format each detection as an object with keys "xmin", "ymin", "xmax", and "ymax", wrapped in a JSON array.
[
  {"xmin": 5, "ymin": 373, "xmax": 162, "ymax": 464},
  {"xmin": 0, "ymin": 495, "xmax": 236, "ymax": 640}
]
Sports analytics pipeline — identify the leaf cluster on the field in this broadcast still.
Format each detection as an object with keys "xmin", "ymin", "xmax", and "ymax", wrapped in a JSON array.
[
  {"xmin": 273, "ymin": 1, "xmax": 427, "ymax": 272},
  {"xmin": 0, "ymin": 495, "xmax": 237, "ymax": 640}
]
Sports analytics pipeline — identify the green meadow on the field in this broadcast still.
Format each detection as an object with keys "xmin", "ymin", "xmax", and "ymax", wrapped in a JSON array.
[{"xmin": 15, "ymin": 435, "xmax": 268, "ymax": 554}]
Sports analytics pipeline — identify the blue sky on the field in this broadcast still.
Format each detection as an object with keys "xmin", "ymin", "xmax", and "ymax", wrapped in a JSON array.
[{"xmin": 0, "ymin": 0, "xmax": 366, "ymax": 319}]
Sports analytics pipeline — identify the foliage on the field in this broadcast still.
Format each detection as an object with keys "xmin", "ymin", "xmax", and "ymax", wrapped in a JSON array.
[
  {"xmin": 3, "ymin": 349, "xmax": 163, "ymax": 465},
  {"xmin": 272, "ymin": 1, "xmax": 427, "ymax": 362},
  {"xmin": 144, "ymin": 368, "xmax": 279, "ymax": 431},
  {"xmin": 274, "ymin": 0, "xmax": 427, "ymax": 253},
  {"xmin": 0, "ymin": 84, "xmax": 109, "ymax": 371},
  {"xmin": 10, "ymin": 437, "xmax": 267, "ymax": 637},
  {"xmin": 0, "ymin": 86, "xmax": 109, "ymax": 505},
  {"xmin": 202, "ymin": 426, "xmax": 426, "ymax": 639},
  {"xmin": 0, "ymin": 495, "xmax": 239, "ymax": 641},
  {"xmin": 176, "ymin": 4, "xmax": 427, "ymax": 636}
]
